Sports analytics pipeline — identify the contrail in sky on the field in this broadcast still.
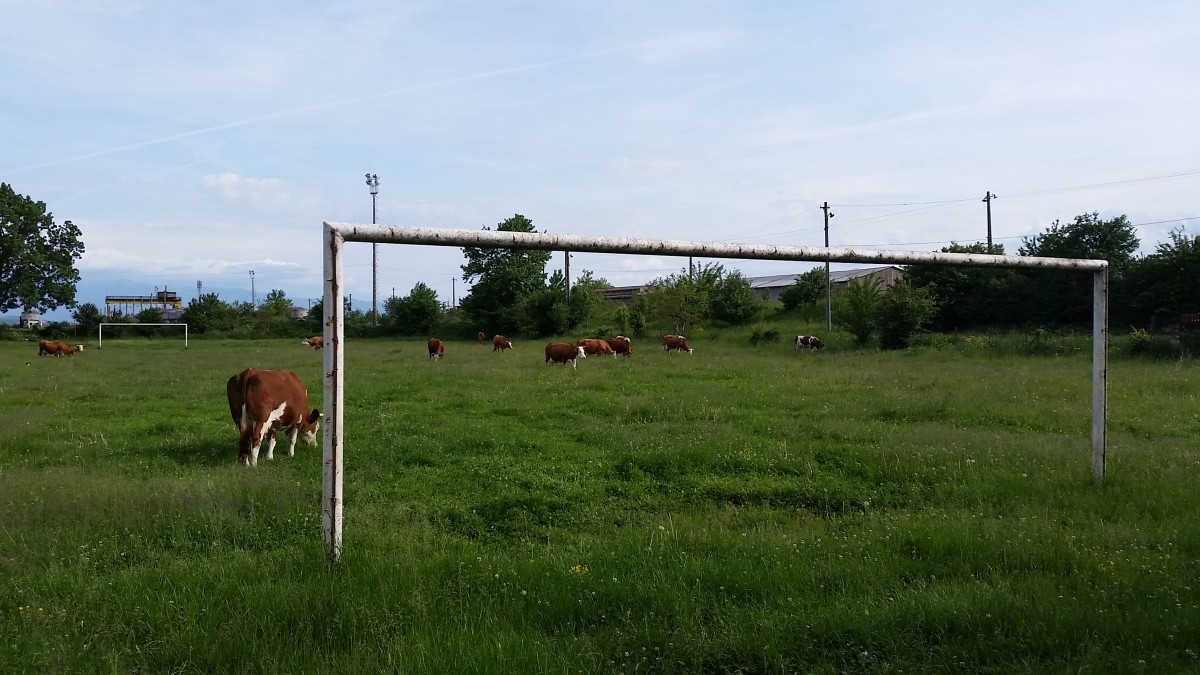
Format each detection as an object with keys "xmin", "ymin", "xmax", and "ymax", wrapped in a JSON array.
[{"xmin": 2, "ymin": 50, "xmax": 620, "ymax": 178}]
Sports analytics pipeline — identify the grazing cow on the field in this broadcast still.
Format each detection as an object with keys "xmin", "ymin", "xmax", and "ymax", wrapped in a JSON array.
[
  {"xmin": 37, "ymin": 339, "xmax": 76, "ymax": 357},
  {"xmin": 493, "ymin": 335, "xmax": 513, "ymax": 352},
  {"xmin": 545, "ymin": 342, "xmax": 586, "ymax": 369},
  {"xmin": 226, "ymin": 368, "xmax": 321, "ymax": 467},
  {"xmin": 794, "ymin": 335, "xmax": 825, "ymax": 352},
  {"xmin": 477, "ymin": 331, "xmax": 486, "ymax": 342},
  {"xmin": 74, "ymin": 344, "xmax": 86, "ymax": 352},
  {"xmin": 606, "ymin": 335, "xmax": 633, "ymax": 358},
  {"xmin": 302, "ymin": 336, "xmax": 323, "ymax": 350},
  {"xmin": 576, "ymin": 338, "xmax": 615, "ymax": 356},
  {"xmin": 427, "ymin": 338, "xmax": 445, "ymax": 360},
  {"xmin": 661, "ymin": 335, "xmax": 693, "ymax": 354}
]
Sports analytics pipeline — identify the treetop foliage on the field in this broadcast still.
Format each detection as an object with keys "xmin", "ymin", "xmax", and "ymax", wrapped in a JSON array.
[{"xmin": 0, "ymin": 182, "xmax": 85, "ymax": 312}]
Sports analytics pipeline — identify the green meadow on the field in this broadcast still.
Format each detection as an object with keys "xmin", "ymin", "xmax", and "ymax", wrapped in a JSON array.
[{"xmin": 1, "ymin": 333, "xmax": 1198, "ymax": 673}]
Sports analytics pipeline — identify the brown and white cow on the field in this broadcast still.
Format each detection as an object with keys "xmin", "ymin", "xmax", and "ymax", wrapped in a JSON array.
[
  {"xmin": 226, "ymin": 368, "xmax": 321, "ymax": 467},
  {"xmin": 661, "ymin": 335, "xmax": 693, "ymax": 354},
  {"xmin": 477, "ymin": 331, "xmax": 486, "ymax": 342},
  {"xmin": 74, "ymin": 344, "xmax": 86, "ymax": 352},
  {"xmin": 545, "ymin": 342, "xmax": 586, "ymax": 369},
  {"xmin": 302, "ymin": 336, "xmax": 323, "ymax": 350},
  {"xmin": 493, "ymin": 335, "xmax": 513, "ymax": 352},
  {"xmin": 576, "ymin": 338, "xmax": 615, "ymax": 357},
  {"xmin": 38, "ymin": 339, "xmax": 76, "ymax": 357},
  {"xmin": 427, "ymin": 338, "xmax": 445, "ymax": 360},
  {"xmin": 606, "ymin": 335, "xmax": 633, "ymax": 358},
  {"xmin": 794, "ymin": 335, "xmax": 825, "ymax": 352}
]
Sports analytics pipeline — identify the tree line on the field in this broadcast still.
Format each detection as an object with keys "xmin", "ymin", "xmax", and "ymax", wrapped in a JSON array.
[{"xmin": 4, "ymin": 180, "xmax": 1197, "ymax": 346}]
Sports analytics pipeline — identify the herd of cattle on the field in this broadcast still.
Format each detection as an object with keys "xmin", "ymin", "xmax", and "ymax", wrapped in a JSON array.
[{"xmin": 35, "ymin": 332, "xmax": 821, "ymax": 467}]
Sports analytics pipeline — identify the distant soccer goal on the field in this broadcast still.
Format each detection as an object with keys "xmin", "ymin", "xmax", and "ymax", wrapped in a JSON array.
[
  {"xmin": 320, "ymin": 222, "xmax": 1109, "ymax": 563},
  {"xmin": 97, "ymin": 323, "xmax": 189, "ymax": 349}
]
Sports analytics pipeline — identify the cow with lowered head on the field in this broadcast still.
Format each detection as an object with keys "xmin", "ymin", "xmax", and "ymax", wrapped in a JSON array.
[
  {"xmin": 427, "ymin": 338, "xmax": 445, "ymax": 360},
  {"xmin": 226, "ymin": 368, "xmax": 321, "ymax": 467},
  {"xmin": 38, "ymin": 339, "xmax": 76, "ymax": 357},
  {"xmin": 794, "ymin": 335, "xmax": 825, "ymax": 352},
  {"xmin": 545, "ymin": 342, "xmax": 586, "ymax": 369}
]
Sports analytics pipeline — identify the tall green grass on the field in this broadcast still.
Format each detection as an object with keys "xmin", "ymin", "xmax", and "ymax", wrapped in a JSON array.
[{"xmin": 1, "ymin": 335, "xmax": 1198, "ymax": 673}]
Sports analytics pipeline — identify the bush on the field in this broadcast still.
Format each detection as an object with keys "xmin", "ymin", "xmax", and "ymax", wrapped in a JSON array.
[
  {"xmin": 877, "ymin": 281, "xmax": 937, "ymax": 350},
  {"xmin": 749, "ymin": 325, "xmax": 781, "ymax": 346}
]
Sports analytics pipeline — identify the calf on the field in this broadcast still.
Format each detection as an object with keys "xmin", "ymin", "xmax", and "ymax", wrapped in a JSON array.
[
  {"xmin": 576, "ymin": 338, "xmax": 615, "ymax": 356},
  {"xmin": 607, "ymin": 335, "xmax": 633, "ymax": 358},
  {"xmin": 794, "ymin": 335, "xmax": 825, "ymax": 352},
  {"xmin": 661, "ymin": 335, "xmax": 693, "ymax": 354},
  {"xmin": 545, "ymin": 342, "xmax": 586, "ymax": 369},
  {"xmin": 427, "ymin": 338, "xmax": 445, "ymax": 360},
  {"xmin": 302, "ymin": 336, "xmax": 323, "ymax": 350},
  {"xmin": 493, "ymin": 335, "xmax": 513, "ymax": 352},
  {"xmin": 226, "ymin": 368, "xmax": 321, "ymax": 467},
  {"xmin": 477, "ymin": 331, "xmax": 486, "ymax": 342},
  {"xmin": 38, "ymin": 339, "xmax": 76, "ymax": 357}
]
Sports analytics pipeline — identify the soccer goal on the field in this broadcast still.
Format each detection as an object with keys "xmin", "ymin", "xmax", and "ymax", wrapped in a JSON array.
[
  {"xmin": 97, "ymin": 322, "xmax": 189, "ymax": 349},
  {"xmin": 320, "ymin": 222, "xmax": 1109, "ymax": 562}
]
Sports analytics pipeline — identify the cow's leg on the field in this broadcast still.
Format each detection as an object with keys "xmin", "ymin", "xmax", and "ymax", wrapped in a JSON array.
[
  {"xmin": 265, "ymin": 428, "xmax": 278, "ymax": 461},
  {"xmin": 250, "ymin": 423, "xmax": 270, "ymax": 467},
  {"xmin": 285, "ymin": 426, "xmax": 300, "ymax": 457}
]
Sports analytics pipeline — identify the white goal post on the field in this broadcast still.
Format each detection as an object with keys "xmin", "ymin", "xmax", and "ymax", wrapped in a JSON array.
[
  {"xmin": 98, "ymin": 322, "xmax": 189, "ymax": 348},
  {"xmin": 321, "ymin": 222, "xmax": 1109, "ymax": 562}
]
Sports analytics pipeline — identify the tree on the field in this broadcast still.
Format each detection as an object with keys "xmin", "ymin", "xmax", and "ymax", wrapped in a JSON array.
[
  {"xmin": 181, "ymin": 293, "xmax": 232, "ymax": 334},
  {"xmin": 72, "ymin": 303, "xmax": 103, "ymax": 335},
  {"xmin": 904, "ymin": 242, "xmax": 1019, "ymax": 329},
  {"xmin": 567, "ymin": 271, "xmax": 609, "ymax": 331},
  {"xmin": 259, "ymin": 289, "xmax": 293, "ymax": 318},
  {"xmin": 384, "ymin": 282, "xmax": 441, "ymax": 335},
  {"xmin": 522, "ymin": 270, "xmax": 570, "ymax": 336},
  {"xmin": 642, "ymin": 262, "xmax": 724, "ymax": 334},
  {"xmin": 1125, "ymin": 227, "xmax": 1200, "ymax": 325},
  {"xmin": 1017, "ymin": 212, "xmax": 1139, "ymax": 325},
  {"xmin": 779, "ymin": 268, "xmax": 826, "ymax": 311},
  {"xmin": 459, "ymin": 214, "xmax": 552, "ymax": 336},
  {"xmin": 838, "ymin": 277, "xmax": 882, "ymax": 346},
  {"xmin": 876, "ymin": 281, "xmax": 937, "ymax": 349},
  {"xmin": 709, "ymin": 271, "xmax": 761, "ymax": 325},
  {"xmin": 0, "ymin": 183, "xmax": 85, "ymax": 312},
  {"xmin": 136, "ymin": 307, "xmax": 164, "ymax": 323}
]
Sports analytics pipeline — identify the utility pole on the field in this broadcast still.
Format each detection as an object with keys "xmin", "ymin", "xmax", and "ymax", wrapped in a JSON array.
[
  {"xmin": 821, "ymin": 202, "xmax": 834, "ymax": 332},
  {"xmin": 983, "ymin": 191, "xmax": 996, "ymax": 251},
  {"xmin": 366, "ymin": 173, "xmax": 380, "ymax": 327},
  {"xmin": 452, "ymin": 278, "xmax": 456, "ymax": 307},
  {"xmin": 564, "ymin": 251, "xmax": 571, "ymax": 303},
  {"xmin": 249, "ymin": 270, "xmax": 256, "ymax": 307}
]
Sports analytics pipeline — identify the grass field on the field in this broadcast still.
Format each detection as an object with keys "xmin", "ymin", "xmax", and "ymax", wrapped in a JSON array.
[{"xmin": 2, "ymin": 333, "xmax": 1198, "ymax": 673}]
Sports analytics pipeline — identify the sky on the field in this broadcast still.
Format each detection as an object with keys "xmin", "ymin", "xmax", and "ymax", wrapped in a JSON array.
[{"xmin": 3, "ymin": 1, "xmax": 1198, "ymax": 321}]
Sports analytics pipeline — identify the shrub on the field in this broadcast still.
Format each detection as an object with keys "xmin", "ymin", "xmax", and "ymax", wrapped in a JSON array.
[{"xmin": 749, "ymin": 325, "xmax": 781, "ymax": 346}]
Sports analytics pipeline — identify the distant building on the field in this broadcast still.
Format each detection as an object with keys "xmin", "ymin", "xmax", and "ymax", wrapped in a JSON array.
[
  {"xmin": 600, "ymin": 266, "xmax": 905, "ymax": 303},
  {"xmin": 19, "ymin": 309, "xmax": 42, "ymax": 328},
  {"xmin": 748, "ymin": 266, "xmax": 905, "ymax": 302},
  {"xmin": 105, "ymin": 289, "xmax": 183, "ymax": 319},
  {"xmin": 290, "ymin": 307, "xmax": 310, "ymax": 320}
]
